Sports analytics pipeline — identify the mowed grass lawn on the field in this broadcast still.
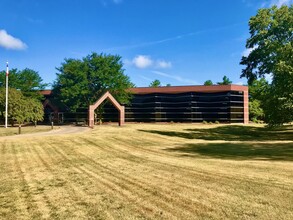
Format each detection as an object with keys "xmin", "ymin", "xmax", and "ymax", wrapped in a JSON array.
[
  {"xmin": 0, "ymin": 124, "xmax": 293, "ymax": 219},
  {"xmin": 0, "ymin": 126, "xmax": 52, "ymax": 136}
]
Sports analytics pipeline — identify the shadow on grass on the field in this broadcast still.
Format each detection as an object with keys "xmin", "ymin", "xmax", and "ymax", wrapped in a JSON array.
[
  {"xmin": 165, "ymin": 142, "xmax": 293, "ymax": 161},
  {"xmin": 139, "ymin": 125, "xmax": 293, "ymax": 141}
]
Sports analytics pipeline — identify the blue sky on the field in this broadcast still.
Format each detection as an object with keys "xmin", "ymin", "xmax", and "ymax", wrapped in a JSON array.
[{"xmin": 0, "ymin": 0, "xmax": 292, "ymax": 87}]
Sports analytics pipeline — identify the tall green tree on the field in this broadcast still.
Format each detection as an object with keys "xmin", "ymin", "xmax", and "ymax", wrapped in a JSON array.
[
  {"xmin": 149, "ymin": 79, "xmax": 161, "ymax": 87},
  {"xmin": 204, "ymin": 80, "xmax": 213, "ymax": 86},
  {"xmin": 0, "ymin": 88, "xmax": 22, "ymax": 122},
  {"xmin": 0, "ymin": 88, "xmax": 44, "ymax": 129},
  {"xmin": 240, "ymin": 5, "xmax": 292, "ymax": 83},
  {"xmin": 0, "ymin": 68, "xmax": 47, "ymax": 99},
  {"xmin": 240, "ymin": 5, "xmax": 293, "ymax": 125},
  {"xmin": 53, "ymin": 52, "xmax": 134, "ymax": 111},
  {"xmin": 248, "ymin": 78, "xmax": 269, "ymax": 122},
  {"xmin": 217, "ymin": 76, "xmax": 232, "ymax": 85}
]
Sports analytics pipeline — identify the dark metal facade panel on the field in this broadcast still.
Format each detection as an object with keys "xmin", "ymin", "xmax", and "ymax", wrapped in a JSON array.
[{"xmin": 103, "ymin": 91, "xmax": 245, "ymax": 123}]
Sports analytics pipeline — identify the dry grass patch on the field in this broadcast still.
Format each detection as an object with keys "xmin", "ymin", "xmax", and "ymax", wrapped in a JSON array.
[
  {"xmin": 0, "ymin": 126, "xmax": 51, "ymax": 137},
  {"xmin": 0, "ymin": 123, "xmax": 292, "ymax": 219}
]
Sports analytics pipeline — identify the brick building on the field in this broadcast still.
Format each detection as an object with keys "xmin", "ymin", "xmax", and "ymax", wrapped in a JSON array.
[{"xmin": 42, "ymin": 85, "xmax": 248, "ymax": 124}]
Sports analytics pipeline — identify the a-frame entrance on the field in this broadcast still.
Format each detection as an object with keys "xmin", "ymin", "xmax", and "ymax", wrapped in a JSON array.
[{"xmin": 88, "ymin": 91, "xmax": 125, "ymax": 128}]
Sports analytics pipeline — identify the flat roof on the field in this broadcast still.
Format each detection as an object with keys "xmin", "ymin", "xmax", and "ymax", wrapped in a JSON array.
[
  {"xmin": 129, "ymin": 85, "xmax": 248, "ymax": 94},
  {"xmin": 41, "ymin": 85, "xmax": 248, "ymax": 96}
]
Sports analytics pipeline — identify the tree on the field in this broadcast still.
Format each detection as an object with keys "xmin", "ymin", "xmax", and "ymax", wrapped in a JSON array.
[
  {"xmin": 0, "ymin": 68, "xmax": 18, "ymax": 88},
  {"xmin": 204, "ymin": 80, "xmax": 213, "ymax": 86},
  {"xmin": 166, "ymin": 83, "xmax": 171, "ymax": 87},
  {"xmin": 240, "ymin": 5, "xmax": 293, "ymax": 125},
  {"xmin": 240, "ymin": 5, "xmax": 292, "ymax": 83},
  {"xmin": 249, "ymin": 99, "xmax": 264, "ymax": 122},
  {"xmin": 27, "ymin": 99, "xmax": 44, "ymax": 126},
  {"xmin": 11, "ymin": 98, "xmax": 31, "ymax": 133},
  {"xmin": 0, "ymin": 68, "xmax": 47, "ymax": 100},
  {"xmin": 149, "ymin": 79, "xmax": 161, "ymax": 87},
  {"xmin": 0, "ymin": 88, "xmax": 44, "ymax": 131},
  {"xmin": 0, "ymin": 88, "xmax": 22, "ymax": 124},
  {"xmin": 217, "ymin": 76, "xmax": 232, "ymax": 85},
  {"xmin": 249, "ymin": 78, "xmax": 269, "ymax": 101},
  {"xmin": 248, "ymin": 77, "xmax": 293, "ymax": 125},
  {"xmin": 53, "ymin": 52, "xmax": 134, "ymax": 112}
]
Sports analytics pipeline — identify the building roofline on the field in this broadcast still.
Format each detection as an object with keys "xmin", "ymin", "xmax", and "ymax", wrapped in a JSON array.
[
  {"xmin": 41, "ymin": 85, "xmax": 248, "ymax": 96},
  {"xmin": 40, "ymin": 90, "xmax": 52, "ymax": 95},
  {"xmin": 129, "ymin": 84, "xmax": 248, "ymax": 94}
]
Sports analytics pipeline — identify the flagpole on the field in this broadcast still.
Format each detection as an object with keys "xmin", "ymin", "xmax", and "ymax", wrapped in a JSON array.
[{"xmin": 5, "ymin": 61, "xmax": 9, "ymax": 128}]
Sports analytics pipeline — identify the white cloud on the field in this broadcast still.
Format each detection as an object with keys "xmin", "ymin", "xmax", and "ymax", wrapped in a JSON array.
[
  {"xmin": 156, "ymin": 60, "xmax": 172, "ymax": 69},
  {"xmin": 0, "ymin": 30, "xmax": 27, "ymax": 50},
  {"xmin": 132, "ymin": 55, "xmax": 153, "ymax": 69},
  {"xmin": 152, "ymin": 70, "xmax": 198, "ymax": 85},
  {"xmin": 131, "ymin": 55, "xmax": 172, "ymax": 69}
]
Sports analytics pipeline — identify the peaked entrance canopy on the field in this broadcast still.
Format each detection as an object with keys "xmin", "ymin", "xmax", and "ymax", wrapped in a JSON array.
[{"xmin": 88, "ymin": 91, "xmax": 125, "ymax": 128}]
